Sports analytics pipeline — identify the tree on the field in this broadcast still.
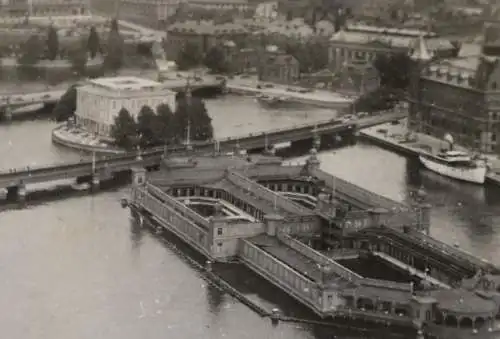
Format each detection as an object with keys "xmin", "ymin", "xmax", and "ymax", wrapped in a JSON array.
[
  {"xmin": 69, "ymin": 45, "xmax": 88, "ymax": 76},
  {"xmin": 155, "ymin": 103, "xmax": 175, "ymax": 145},
  {"xmin": 110, "ymin": 108, "xmax": 138, "ymax": 150},
  {"xmin": 104, "ymin": 19, "xmax": 124, "ymax": 72},
  {"xmin": 175, "ymin": 43, "xmax": 202, "ymax": 70},
  {"xmin": 137, "ymin": 105, "xmax": 158, "ymax": 148},
  {"xmin": 203, "ymin": 45, "xmax": 228, "ymax": 73},
  {"xmin": 47, "ymin": 25, "xmax": 59, "ymax": 60},
  {"xmin": 53, "ymin": 85, "xmax": 78, "ymax": 122},
  {"xmin": 373, "ymin": 52, "xmax": 412, "ymax": 90},
  {"xmin": 18, "ymin": 35, "xmax": 43, "ymax": 66},
  {"xmin": 87, "ymin": 26, "xmax": 101, "ymax": 59},
  {"xmin": 173, "ymin": 95, "xmax": 213, "ymax": 142}
]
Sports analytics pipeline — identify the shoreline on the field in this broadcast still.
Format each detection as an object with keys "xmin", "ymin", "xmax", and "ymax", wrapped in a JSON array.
[{"xmin": 51, "ymin": 125, "xmax": 125, "ymax": 155}]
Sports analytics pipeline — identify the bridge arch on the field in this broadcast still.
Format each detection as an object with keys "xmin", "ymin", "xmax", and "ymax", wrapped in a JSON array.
[
  {"xmin": 459, "ymin": 317, "xmax": 473, "ymax": 328},
  {"xmin": 356, "ymin": 297, "xmax": 375, "ymax": 311},
  {"xmin": 444, "ymin": 314, "xmax": 458, "ymax": 327}
]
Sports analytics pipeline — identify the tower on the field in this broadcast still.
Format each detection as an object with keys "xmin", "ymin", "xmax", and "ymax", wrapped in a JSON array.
[{"xmin": 408, "ymin": 35, "xmax": 432, "ymax": 133}]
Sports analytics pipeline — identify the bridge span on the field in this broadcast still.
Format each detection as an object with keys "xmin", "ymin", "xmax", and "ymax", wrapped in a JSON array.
[{"xmin": 1, "ymin": 112, "xmax": 404, "ymax": 200}]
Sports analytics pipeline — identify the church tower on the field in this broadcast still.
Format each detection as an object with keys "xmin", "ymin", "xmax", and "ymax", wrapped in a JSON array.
[{"xmin": 408, "ymin": 35, "xmax": 432, "ymax": 133}]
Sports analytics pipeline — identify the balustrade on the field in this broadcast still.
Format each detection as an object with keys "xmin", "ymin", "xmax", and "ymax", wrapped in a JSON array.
[
  {"xmin": 225, "ymin": 170, "xmax": 310, "ymax": 215},
  {"xmin": 240, "ymin": 240, "xmax": 321, "ymax": 309},
  {"xmin": 277, "ymin": 233, "xmax": 363, "ymax": 284},
  {"xmin": 131, "ymin": 186, "xmax": 210, "ymax": 255},
  {"xmin": 146, "ymin": 183, "xmax": 209, "ymax": 228}
]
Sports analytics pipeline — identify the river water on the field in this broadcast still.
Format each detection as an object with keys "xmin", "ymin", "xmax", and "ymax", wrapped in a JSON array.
[{"xmin": 0, "ymin": 95, "xmax": 499, "ymax": 339}]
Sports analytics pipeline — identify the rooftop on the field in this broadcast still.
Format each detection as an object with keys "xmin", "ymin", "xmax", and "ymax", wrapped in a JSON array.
[
  {"xmin": 89, "ymin": 76, "xmax": 165, "ymax": 91},
  {"xmin": 168, "ymin": 20, "xmax": 248, "ymax": 35}
]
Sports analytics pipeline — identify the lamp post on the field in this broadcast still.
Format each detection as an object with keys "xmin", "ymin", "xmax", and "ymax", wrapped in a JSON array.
[
  {"xmin": 136, "ymin": 132, "xmax": 143, "ymax": 161},
  {"xmin": 185, "ymin": 77, "xmax": 193, "ymax": 152}
]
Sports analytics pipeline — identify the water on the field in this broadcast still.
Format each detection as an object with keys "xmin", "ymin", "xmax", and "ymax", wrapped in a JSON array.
[{"xmin": 1, "ymin": 95, "xmax": 499, "ymax": 339}]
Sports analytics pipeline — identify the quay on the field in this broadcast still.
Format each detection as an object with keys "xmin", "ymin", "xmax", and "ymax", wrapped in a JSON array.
[
  {"xmin": 226, "ymin": 79, "xmax": 354, "ymax": 110},
  {"xmin": 359, "ymin": 119, "xmax": 500, "ymax": 186},
  {"xmin": 124, "ymin": 150, "xmax": 500, "ymax": 339}
]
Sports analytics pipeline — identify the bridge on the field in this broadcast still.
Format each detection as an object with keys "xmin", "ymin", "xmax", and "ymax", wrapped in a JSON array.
[
  {"xmin": 0, "ymin": 77, "xmax": 224, "ymax": 112},
  {"xmin": 0, "ymin": 112, "xmax": 404, "ymax": 200},
  {"xmin": 0, "ymin": 89, "xmax": 65, "ymax": 110}
]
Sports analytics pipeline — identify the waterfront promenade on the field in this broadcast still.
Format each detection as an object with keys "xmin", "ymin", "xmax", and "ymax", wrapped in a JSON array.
[{"xmin": 227, "ymin": 76, "xmax": 354, "ymax": 109}]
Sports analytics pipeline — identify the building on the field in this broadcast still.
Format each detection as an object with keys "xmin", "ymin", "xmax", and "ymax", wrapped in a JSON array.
[
  {"xmin": 258, "ymin": 46, "xmax": 299, "ymax": 85},
  {"xmin": 185, "ymin": 0, "xmax": 249, "ymax": 12},
  {"xmin": 328, "ymin": 24, "xmax": 455, "ymax": 73},
  {"xmin": 166, "ymin": 20, "xmax": 248, "ymax": 60},
  {"xmin": 0, "ymin": 0, "xmax": 91, "ymax": 17},
  {"xmin": 408, "ymin": 8, "xmax": 500, "ymax": 153},
  {"xmin": 330, "ymin": 61, "xmax": 380, "ymax": 95},
  {"xmin": 75, "ymin": 76, "xmax": 177, "ymax": 138},
  {"xmin": 126, "ymin": 152, "xmax": 500, "ymax": 339},
  {"xmin": 118, "ymin": 0, "xmax": 181, "ymax": 29}
]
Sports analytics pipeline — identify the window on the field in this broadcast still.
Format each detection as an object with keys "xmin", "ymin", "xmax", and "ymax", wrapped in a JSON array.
[{"xmin": 217, "ymin": 228, "xmax": 223, "ymax": 236}]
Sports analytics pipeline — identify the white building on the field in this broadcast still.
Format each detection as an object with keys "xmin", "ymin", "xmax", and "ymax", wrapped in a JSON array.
[{"xmin": 75, "ymin": 76, "xmax": 177, "ymax": 137}]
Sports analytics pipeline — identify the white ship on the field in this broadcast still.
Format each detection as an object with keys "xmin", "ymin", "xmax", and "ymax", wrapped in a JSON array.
[{"xmin": 419, "ymin": 134, "xmax": 487, "ymax": 184}]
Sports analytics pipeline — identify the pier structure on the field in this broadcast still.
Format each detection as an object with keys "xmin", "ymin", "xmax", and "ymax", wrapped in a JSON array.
[{"xmin": 126, "ymin": 152, "xmax": 500, "ymax": 339}]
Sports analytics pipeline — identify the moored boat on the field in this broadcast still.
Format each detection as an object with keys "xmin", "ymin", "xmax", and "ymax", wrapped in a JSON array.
[
  {"xmin": 419, "ymin": 152, "xmax": 487, "ymax": 184},
  {"xmin": 419, "ymin": 134, "xmax": 487, "ymax": 184},
  {"xmin": 255, "ymin": 94, "xmax": 291, "ymax": 108}
]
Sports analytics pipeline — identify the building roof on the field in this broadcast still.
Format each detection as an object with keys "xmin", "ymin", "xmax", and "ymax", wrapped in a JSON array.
[
  {"xmin": 167, "ymin": 20, "xmax": 248, "ymax": 35},
  {"xmin": 88, "ymin": 76, "xmax": 165, "ymax": 91},
  {"xmin": 330, "ymin": 29, "xmax": 454, "ymax": 52},
  {"xmin": 189, "ymin": 0, "xmax": 248, "ymax": 4},
  {"xmin": 423, "ymin": 56, "xmax": 500, "ymax": 91},
  {"xmin": 346, "ymin": 23, "xmax": 437, "ymax": 38}
]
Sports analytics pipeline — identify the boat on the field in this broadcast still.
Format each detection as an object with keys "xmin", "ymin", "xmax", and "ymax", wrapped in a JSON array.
[
  {"xmin": 419, "ymin": 133, "xmax": 487, "ymax": 184},
  {"xmin": 255, "ymin": 94, "xmax": 291, "ymax": 107}
]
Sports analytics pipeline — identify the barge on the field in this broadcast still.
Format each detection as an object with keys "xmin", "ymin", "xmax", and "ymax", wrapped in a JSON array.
[{"xmin": 124, "ymin": 152, "xmax": 500, "ymax": 339}]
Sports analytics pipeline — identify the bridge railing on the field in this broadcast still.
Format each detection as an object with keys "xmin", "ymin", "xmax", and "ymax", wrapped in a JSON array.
[
  {"xmin": 225, "ymin": 170, "xmax": 311, "ymax": 215},
  {"xmin": 277, "ymin": 233, "xmax": 363, "ymax": 284},
  {"xmin": 146, "ymin": 183, "xmax": 210, "ymax": 228}
]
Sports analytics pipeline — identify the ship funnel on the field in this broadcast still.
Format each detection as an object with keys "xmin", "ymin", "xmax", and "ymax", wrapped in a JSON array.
[{"xmin": 444, "ymin": 133, "xmax": 454, "ymax": 150}]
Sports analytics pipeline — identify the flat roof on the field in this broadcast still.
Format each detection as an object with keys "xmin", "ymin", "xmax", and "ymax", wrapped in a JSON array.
[{"xmin": 88, "ymin": 76, "xmax": 164, "ymax": 91}]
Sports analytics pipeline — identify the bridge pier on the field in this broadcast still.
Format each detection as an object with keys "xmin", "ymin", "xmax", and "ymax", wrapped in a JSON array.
[
  {"xmin": 91, "ymin": 175, "xmax": 100, "ymax": 193},
  {"xmin": 3, "ymin": 107, "xmax": 12, "ymax": 121},
  {"xmin": 6, "ymin": 182, "xmax": 26, "ymax": 204}
]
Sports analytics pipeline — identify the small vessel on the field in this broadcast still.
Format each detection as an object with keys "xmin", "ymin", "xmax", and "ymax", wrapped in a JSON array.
[
  {"xmin": 255, "ymin": 94, "xmax": 290, "ymax": 107},
  {"xmin": 419, "ymin": 133, "xmax": 487, "ymax": 184}
]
